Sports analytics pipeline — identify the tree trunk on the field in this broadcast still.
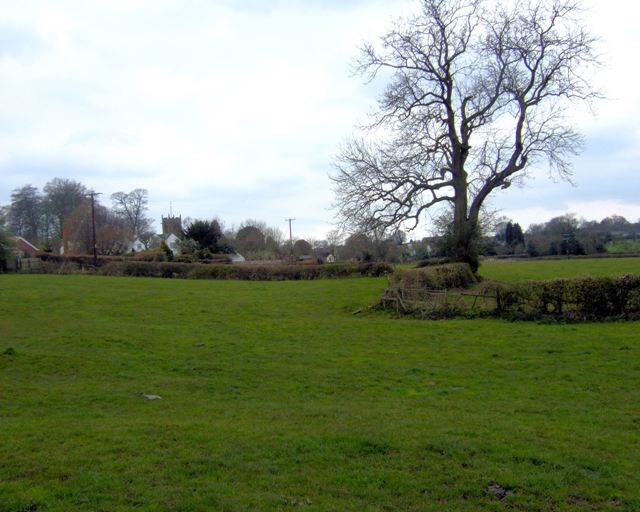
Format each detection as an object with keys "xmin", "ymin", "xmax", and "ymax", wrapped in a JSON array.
[
  {"xmin": 452, "ymin": 192, "xmax": 479, "ymax": 272},
  {"xmin": 450, "ymin": 161, "xmax": 480, "ymax": 272}
]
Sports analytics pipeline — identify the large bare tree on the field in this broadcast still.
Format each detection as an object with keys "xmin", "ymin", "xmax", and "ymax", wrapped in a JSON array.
[
  {"xmin": 110, "ymin": 189, "xmax": 152, "ymax": 239},
  {"xmin": 332, "ymin": 0, "xmax": 599, "ymax": 270},
  {"xmin": 43, "ymin": 178, "xmax": 87, "ymax": 244}
]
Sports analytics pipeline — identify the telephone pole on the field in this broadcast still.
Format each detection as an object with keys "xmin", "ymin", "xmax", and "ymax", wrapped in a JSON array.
[
  {"xmin": 285, "ymin": 218, "xmax": 295, "ymax": 264},
  {"xmin": 87, "ymin": 191, "xmax": 102, "ymax": 266}
]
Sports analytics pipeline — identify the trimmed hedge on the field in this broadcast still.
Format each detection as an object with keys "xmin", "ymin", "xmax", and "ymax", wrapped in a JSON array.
[
  {"xmin": 36, "ymin": 253, "xmax": 125, "ymax": 266},
  {"xmin": 390, "ymin": 263, "xmax": 476, "ymax": 290},
  {"xmin": 98, "ymin": 261, "xmax": 393, "ymax": 281},
  {"xmin": 381, "ymin": 265, "xmax": 640, "ymax": 321},
  {"xmin": 493, "ymin": 274, "xmax": 640, "ymax": 320},
  {"xmin": 100, "ymin": 261, "xmax": 193, "ymax": 278},
  {"xmin": 36, "ymin": 252, "xmax": 233, "ymax": 266}
]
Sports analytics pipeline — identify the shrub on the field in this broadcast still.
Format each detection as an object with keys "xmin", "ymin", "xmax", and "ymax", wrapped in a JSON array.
[
  {"xmin": 99, "ymin": 262, "xmax": 126, "ymax": 277},
  {"xmin": 98, "ymin": 261, "xmax": 192, "ymax": 278},
  {"xmin": 95, "ymin": 261, "xmax": 393, "ymax": 281},
  {"xmin": 380, "ymin": 265, "xmax": 640, "ymax": 322},
  {"xmin": 390, "ymin": 263, "xmax": 476, "ymax": 290},
  {"xmin": 356, "ymin": 261, "xmax": 394, "ymax": 277},
  {"xmin": 379, "ymin": 263, "xmax": 476, "ymax": 318},
  {"xmin": 36, "ymin": 253, "xmax": 130, "ymax": 267},
  {"xmin": 0, "ymin": 231, "xmax": 14, "ymax": 271},
  {"xmin": 493, "ymin": 274, "xmax": 640, "ymax": 320}
]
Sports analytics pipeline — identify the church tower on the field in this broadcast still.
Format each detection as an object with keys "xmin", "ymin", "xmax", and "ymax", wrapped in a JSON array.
[{"xmin": 161, "ymin": 215, "xmax": 182, "ymax": 238}]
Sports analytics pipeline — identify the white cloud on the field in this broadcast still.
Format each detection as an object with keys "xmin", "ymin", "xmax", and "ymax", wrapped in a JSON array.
[{"xmin": 0, "ymin": 0, "xmax": 638, "ymax": 239}]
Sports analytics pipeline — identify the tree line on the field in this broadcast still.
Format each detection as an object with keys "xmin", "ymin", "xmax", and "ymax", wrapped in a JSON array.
[
  {"xmin": 512, "ymin": 214, "xmax": 640, "ymax": 257},
  {"xmin": 0, "ymin": 179, "xmax": 153, "ymax": 254},
  {"xmin": 429, "ymin": 214, "xmax": 640, "ymax": 260},
  {"xmin": 3, "ymin": 178, "xmax": 636, "ymax": 265},
  {"xmin": 0, "ymin": 179, "xmax": 315, "ymax": 262},
  {"xmin": 0, "ymin": 177, "xmax": 410, "ymax": 264},
  {"xmin": 326, "ymin": 213, "xmax": 640, "ymax": 263}
]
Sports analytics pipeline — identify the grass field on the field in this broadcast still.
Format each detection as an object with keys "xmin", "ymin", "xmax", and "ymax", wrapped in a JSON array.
[
  {"xmin": 1, "ymin": 260, "xmax": 639, "ymax": 511},
  {"xmin": 606, "ymin": 239, "xmax": 640, "ymax": 254},
  {"xmin": 479, "ymin": 256, "xmax": 640, "ymax": 281}
]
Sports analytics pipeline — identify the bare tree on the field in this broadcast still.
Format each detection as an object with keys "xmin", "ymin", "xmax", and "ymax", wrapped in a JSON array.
[
  {"xmin": 110, "ymin": 189, "xmax": 152, "ymax": 238},
  {"xmin": 8, "ymin": 185, "xmax": 43, "ymax": 243},
  {"xmin": 43, "ymin": 178, "xmax": 87, "ymax": 244},
  {"xmin": 332, "ymin": 0, "xmax": 599, "ymax": 270},
  {"xmin": 62, "ymin": 199, "xmax": 131, "ymax": 255}
]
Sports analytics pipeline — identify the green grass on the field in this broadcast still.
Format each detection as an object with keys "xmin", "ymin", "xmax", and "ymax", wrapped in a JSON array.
[
  {"xmin": 606, "ymin": 239, "xmax": 640, "ymax": 254},
  {"xmin": 479, "ymin": 256, "xmax": 640, "ymax": 281},
  {"xmin": 1, "ymin": 271, "xmax": 639, "ymax": 511}
]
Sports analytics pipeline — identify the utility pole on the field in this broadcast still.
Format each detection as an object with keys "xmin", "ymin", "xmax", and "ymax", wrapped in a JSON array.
[
  {"xmin": 87, "ymin": 191, "xmax": 102, "ymax": 266},
  {"xmin": 285, "ymin": 218, "xmax": 295, "ymax": 264}
]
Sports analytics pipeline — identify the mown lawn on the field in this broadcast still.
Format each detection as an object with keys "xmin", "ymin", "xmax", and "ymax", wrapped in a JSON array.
[
  {"xmin": 479, "ymin": 256, "xmax": 640, "ymax": 281},
  {"xmin": 1, "ymin": 272, "xmax": 639, "ymax": 511}
]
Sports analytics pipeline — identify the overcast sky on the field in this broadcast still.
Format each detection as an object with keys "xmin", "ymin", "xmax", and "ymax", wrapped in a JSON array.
[{"xmin": 1, "ymin": 0, "xmax": 638, "ymax": 240}]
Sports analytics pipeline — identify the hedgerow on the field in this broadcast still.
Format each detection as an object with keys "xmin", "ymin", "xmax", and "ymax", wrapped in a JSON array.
[
  {"xmin": 97, "ymin": 261, "xmax": 393, "ymax": 281},
  {"xmin": 493, "ymin": 274, "xmax": 640, "ymax": 320},
  {"xmin": 379, "ymin": 263, "xmax": 640, "ymax": 321},
  {"xmin": 389, "ymin": 263, "xmax": 476, "ymax": 290},
  {"xmin": 378, "ymin": 263, "xmax": 476, "ymax": 318}
]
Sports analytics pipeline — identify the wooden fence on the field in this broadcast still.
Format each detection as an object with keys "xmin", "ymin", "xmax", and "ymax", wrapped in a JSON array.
[{"xmin": 380, "ymin": 285, "xmax": 498, "ymax": 316}]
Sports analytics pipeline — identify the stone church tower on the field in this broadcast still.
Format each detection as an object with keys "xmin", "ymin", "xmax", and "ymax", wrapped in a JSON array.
[{"xmin": 161, "ymin": 215, "xmax": 182, "ymax": 238}]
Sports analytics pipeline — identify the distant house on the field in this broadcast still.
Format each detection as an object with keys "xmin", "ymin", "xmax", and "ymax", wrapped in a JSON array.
[
  {"xmin": 231, "ymin": 252, "xmax": 246, "ymax": 263},
  {"xmin": 125, "ymin": 238, "xmax": 147, "ymax": 253},
  {"xmin": 5, "ymin": 237, "xmax": 41, "ymax": 272},
  {"xmin": 11, "ymin": 237, "xmax": 39, "ymax": 258},
  {"xmin": 298, "ymin": 254, "xmax": 314, "ymax": 265},
  {"xmin": 164, "ymin": 233, "xmax": 181, "ymax": 255},
  {"xmin": 325, "ymin": 254, "xmax": 336, "ymax": 264}
]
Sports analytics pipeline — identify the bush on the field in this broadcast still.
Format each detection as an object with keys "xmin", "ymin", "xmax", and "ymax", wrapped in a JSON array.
[
  {"xmin": 36, "ymin": 253, "xmax": 130, "ymax": 267},
  {"xmin": 0, "ymin": 231, "xmax": 14, "ymax": 271},
  {"xmin": 99, "ymin": 261, "xmax": 192, "ymax": 278},
  {"xmin": 378, "ymin": 263, "xmax": 476, "ymax": 318},
  {"xmin": 356, "ymin": 262, "xmax": 395, "ymax": 277},
  {"xmin": 96, "ymin": 261, "xmax": 393, "ymax": 281},
  {"xmin": 493, "ymin": 274, "xmax": 640, "ymax": 320},
  {"xmin": 390, "ymin": 263, "xmax": 476, "ymax": 290}
]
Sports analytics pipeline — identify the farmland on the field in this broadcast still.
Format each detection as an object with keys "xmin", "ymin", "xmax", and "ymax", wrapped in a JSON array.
[
  {"xmin": 1, "ymin": 258, "xmax": 639, "ymax": 511},
  {"xmin": 478, "ymin": 256, "xmax": 640, "ymax": 282}
]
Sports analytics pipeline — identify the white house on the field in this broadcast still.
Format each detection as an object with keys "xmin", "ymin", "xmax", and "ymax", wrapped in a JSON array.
[
  {"xmin": 164, "ymin": 233, "xmax": 181, "ymax": 256},
  {"xmin": 125, "ymin": 238, "xmax": 146, "ymax": 253},
  {"xmin": 231, "ymin": 252, "xmax": 245, "ymax": 263}
]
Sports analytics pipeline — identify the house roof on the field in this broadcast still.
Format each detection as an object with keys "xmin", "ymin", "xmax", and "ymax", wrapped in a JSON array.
[{"xmin": 11, "ymin": 236, "xmax": 39, "ymax": 256}]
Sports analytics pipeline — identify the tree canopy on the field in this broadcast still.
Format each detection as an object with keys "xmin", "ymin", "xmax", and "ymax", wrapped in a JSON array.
[{"xmin": 183, "ymin": 219, "xmax": 234, "ymax": 254}]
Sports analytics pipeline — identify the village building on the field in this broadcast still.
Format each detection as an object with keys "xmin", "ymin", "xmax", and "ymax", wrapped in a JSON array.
[{"xmin": 11, "ymin": 236, "xmax": 39, "ymax": 258}]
